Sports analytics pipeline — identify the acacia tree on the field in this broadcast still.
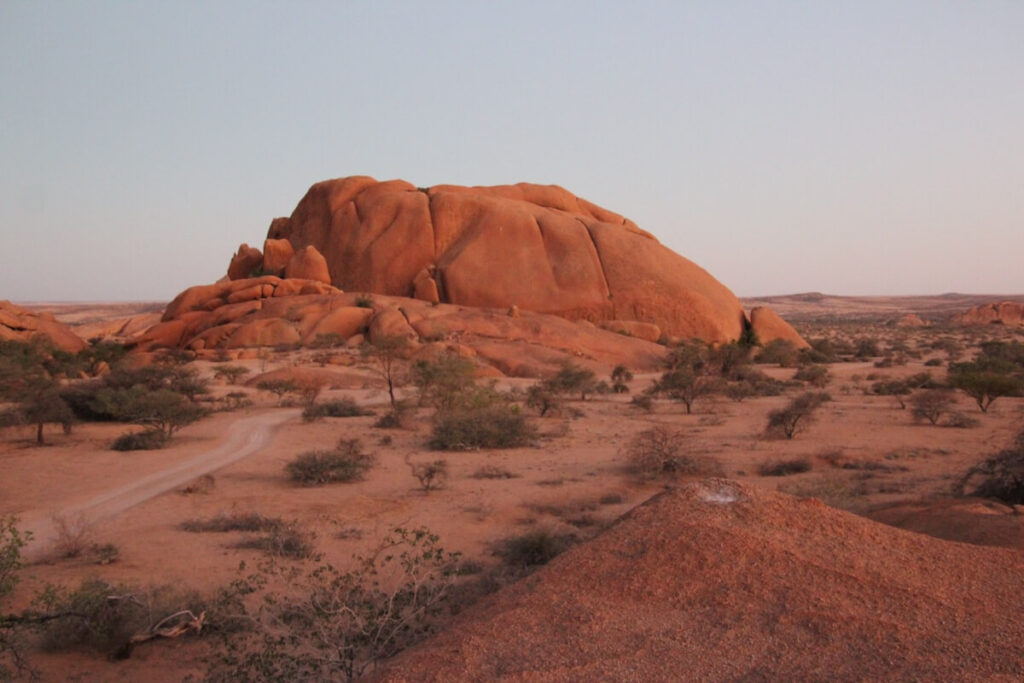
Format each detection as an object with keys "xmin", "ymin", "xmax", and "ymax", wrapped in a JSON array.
[
  {"xmin": 0, "ymin": 342, "xmax": 74, "ymax": 445},
  {"xmin": 653, "ymin": 342, "xmax": 723, "ymax": 414},
  {"xmin": 90, "ymin": 386, "xmax": 206, "ymax": 441},
  {"xmin": 362, "ymin": 335, "xmax": 411, "ymax": 411},
  {"xmin": 766, "ymin": 392, "xmax": 829, "ymax": 439},
  {"xmin": 947, "ymin": 358, "xmax": 1023, "ymax": 413}
]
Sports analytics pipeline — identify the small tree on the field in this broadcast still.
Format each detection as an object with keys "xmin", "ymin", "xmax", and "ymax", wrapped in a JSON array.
[
  {"xmin": 947, "ymin": 358, "xmax": 1023, "ymax": 413},
  {"xmin": 765, "ymin": 392, "xmax": 830, "ymax": 439},
  {"xmin": 653, "ymin": 367, "xmax": 722, "ymax": 414},
  {"xmin": 411, "ymin": 354, "xmax": 475, "ymax": 411},
  {"xmin": 362, "ymin": 336, "xmax": 410, "ymax": 411},
  {"xmin": 544, "ymin": 362, "xmax": 598, "ymax": 401},
  {"xmin": 910, "ymin": 389, "xmax": 956, "ymax": 425},
  {"xmin": 256, "ymin": 379, "xmax": 302, "ymax": 406},
  {"xmin": 954, "ymin": 429, "xmax": 1024, "ymax": 504},
  {"xmin": 90, "ymin": 386, "xmax": 206, "ymax": 441},
  {"xmin": 213, "ymin": 365, "xmax": 250, "ymax": 384},
  {"xmin": 624, "ymin": 426, "xmax": 722, "ymax": 479},
  {"xmin": 793, "ymin": 364, "xmax": 830, "ymax": 388},
  {"xmin": 610, "ymin": 365, "xmax": 633, "ymax": 393}
]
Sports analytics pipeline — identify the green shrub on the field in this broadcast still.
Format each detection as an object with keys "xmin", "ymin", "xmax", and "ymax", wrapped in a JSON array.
[
  {"xmin": 496, "ymin": 529, "xmax": 574, "ymax": 568},
  {"xmin": 302, "ymin": 399, "xmax": 372, "ymax": 421},
  {"xmin": 429, "ymin": 405, "xmax": 534, "ymax": 451},
  {"xmin": 793, "ymin": 364, "xmax": 830, "ymax": 387},
  {"xmin": 758, "ymin": 457, "xmax": 812, "ymax": 477},
  {"xmin": 286, "ymin": 440, "xmax": 375, "ymax": 485},
  {"xmin": 111, "ymin": 429, "xmax": 169, "ymax": 451},
  {"xmin": 233, "ymin": 522, "xmax": 316, "ymax": 560},
  {"xmin": 755, "ymin": 339, "xmax": 799, "ymax": 367},
  {"xmin": 181, "ymin": 512, "xmax": 282, "ymax": 533}
]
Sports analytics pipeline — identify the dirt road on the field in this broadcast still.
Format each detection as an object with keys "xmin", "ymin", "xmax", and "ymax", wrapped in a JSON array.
[{"xmin": 19, "ymin": 409, "xmax": 299, "ymax": 560}]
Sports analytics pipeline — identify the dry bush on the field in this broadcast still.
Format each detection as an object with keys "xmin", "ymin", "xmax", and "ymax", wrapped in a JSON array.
[
  {"xmin": 765, "ymin": 392, "xmax": 830, "ymax": 439},
  {"xmin": 793, "ymin": 364, "xmax": 830, "ymax": 387},
  {"xmin": 287, "ymin": 439, "xmax": 375, "ymax": 486},
  {"xmin": 955, "ymin": 432, "xmax": 1024, "ymax": 504},
  {"xmin": 910, "ymin": 389, "xmax": 956, "ymax": 425},
  {"xmin": 429, "ymin": 405, "xmax": 534, "ymax": 451},
  {"xmin": 302, "ymin": 398, "xmax": 373, "ymax": 421},
  {"xmin": 233, "ymin": 522, "xmax": 316, "ymax": 560},
  {"xmin": 111, "ymin": 429, "xmax": 168, "ymax": 451},
  {"xmin": 471, "ymin": 465, "xmax": 518, "ymax": 480},
  {"xmin": 51, "ymin": 514, "xmax": 94, "ymax": 559},
  {"xmin": 630, "ymin": 394, "xmax": 654, "ymax": 412},
  {"xmin": 944, "ymin": 411, "xmax": 979, "ymax": 428},
  {"xmin": 181, "ymin": 512, "xmax": 282, "ymax": 533},
  {"xmin": 179, "ymin": 474, "xmax": 216, "ymax": 495},
  {"xmin": 495, "ymin": 529, "xmax": 575, "ymax": 568},
  {"xmin": 758, "ymin": 457, "xmax": 812, "ymax": 477},
  {"xmin": 624, "ymin": 426, "xmax": 723, "ymax": 480},
  {"xmin": 406, "ymin": 456, "xmax": 448, "ymax": 494}
]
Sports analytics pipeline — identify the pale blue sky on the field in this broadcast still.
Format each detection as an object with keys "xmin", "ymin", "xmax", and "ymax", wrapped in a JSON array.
[{"xmin": 2, "ymin": 1, "xmax": 1022, "ymax": 301}]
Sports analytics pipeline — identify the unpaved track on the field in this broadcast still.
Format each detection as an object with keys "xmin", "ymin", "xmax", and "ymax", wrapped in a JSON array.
[{"xmin": 20, "ymin": 409, "xmax": 299, "ymax": 560}]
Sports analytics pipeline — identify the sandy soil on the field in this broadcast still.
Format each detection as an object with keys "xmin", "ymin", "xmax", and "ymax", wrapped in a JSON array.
[{"xmin": 2, "ymin": 323, "xmax": 1023, "ymax": 680}]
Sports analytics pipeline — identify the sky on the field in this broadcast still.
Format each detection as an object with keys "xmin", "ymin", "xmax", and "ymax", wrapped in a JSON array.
[{"xmin": 1, "ymin": 1, "xmax": 1022, "ymax": 301}]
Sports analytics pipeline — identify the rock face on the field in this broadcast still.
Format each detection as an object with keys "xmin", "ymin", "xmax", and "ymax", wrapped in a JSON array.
[
  {"xmin": 284, "ymin": 245, "xmax": 331, "ymax": 284},
  {"xmin": 261, "ymin": 176, "xmax": 747, "ymax": 343},
  {"xmin": 227, "ymin": 244, "xmax": 263, "ymax": 280},
  {"xmin": 136, "ymin": 277, "xmax": 667, "ymax": 376},
  {"xmin": 953, "ymin": 301, "xmax": 1024, "ymax": 327},
  {"xmin": 0, "ymin": 301, "xmax": 87, "ymax": 353},
  {"xmin": 374, "ymin": 480, "xmax": 1024, "ymax": 682},
  {"xmin": 748, "ymin": 306, "xmax": 809, "ymax": 349}
]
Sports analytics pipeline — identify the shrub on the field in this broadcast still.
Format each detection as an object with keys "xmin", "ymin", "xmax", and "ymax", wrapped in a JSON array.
[
  {"xmin": 924, "ymin": 358, "xmax": 943, "ymax": 367},
  {"xmin": 213, "ymin": 365, "xmax": 250, "ymax": 384},
  {"xmin": 610, "ymin": 365, "xmax": 633, "ymax": 393},
  {"xmin": 955, "ymin": 432, "xmax": 1024, "ymax": 504},
  {"xmin": 181, "ymin": 512, "xmax": 282, "ymax": 533},
  {"xmin": 302, "ymin": 399, "xmax": 372, "ymax": 421},
  {"xmin": 765, "ymin": 392, "xmax": 830, "ymax": 439},
  {"xmin": 374, "ymin": 400, "xmax": 412, "ymax": 429},
  {"xmin": 755, "ymin": 339, "xmax": 799, "ymax": 367},
  {"xmin": 411, "ymin": 355, "xmax": 476, "ymax": 411},
  {"xmin": 471, "ymin": 465, "xmax": 518, "ymax": 479},
  {"xmin": 256, "ymin": 379, "xmax": 302, "ymax": 405},
  {"xmin": 624, "ymin": 426, "xmax": 723, "ymax": 479},
  {"xmin": 910, "ymin": 389, "xmax": 956, "ymax": 425},
  {"xmin": 211, "ymin": 527, "xmax": 459, "ymax": 682},
  {"xmin": 429, "ymin": 405, "xmax": 534, "ymax": 451},
  {"xmin": 38, "ymin": 580, "xmax": 207, "ymax": 659},
  {"xmin": 287, "ymin": 439, "xmax": 375, "ymax": 485},
  {"xmin": 543, "ymin": 362, "xmax": 599, "ymax": 400},
  {"xmin": 525, "ymin": 384, "xmax": 562, "ymax": 416},
  {"xmin": 495, "ymin": 529, "xmax": 574, "ymax": 568},
  {"xmin": 112, "ymin": 429, "xmax": 169, "ymax": 451},
  {"xmin": 51, "ymin": 514, "xmax": 94, "ymax": 559},
  {"xmin": 793, "ymin": 364, "xmax": 830, "ymax": 387},
  {"xmin": 758, "ymin": 457, "xmax": 813, "ymax": 477},
  {"xmin": 944, "ymin": 412, "xmax": 979, "ymax": 429},
  {"xmin": 406, "ymin": 457, "xmax": 448, "ymax": 494},
  {"xmin": 354, "ymin": 294, "xmax": 375, "ymax": 308},
  {"xmin": 777, "ymin": 473, "xmax": 866, "ymax": 510},
  {"xmin": 630, "ymin": 393, "xmax": 654, "ymax": 412},
  {"xmin": 233, "ymin": 523, "xmax": 316, "ymax": 560}
]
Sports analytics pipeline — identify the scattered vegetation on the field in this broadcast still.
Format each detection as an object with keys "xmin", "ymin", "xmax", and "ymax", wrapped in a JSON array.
[
  {"xmin": 181, "ymin": 512, "xmax": 282, "ymax": 533},
  {"xmin": 286, "ymin": 439, "xmax": 376, "ymax": 485},
  {"xmin": 212, "ymin": 527, "xmax": 459, "ymax": 682},
  {"xmin": 765, "ymin": 392, "xmax": 830, "ymax": 439},
  {"xmin": 793, "ymin": 364, "xmax": 830, "ymax": 387},
  {"xmin": 624, "ymin": 426, "xmax": 723, "ymax": 479},
  {"xmin": 232, "ymin": 522, "xmax": 316, "ymax": 560},
  {"xmin": 955, "ymin": 429, "xmax": 1024, "ymax": 504},
  {"xmin": 910, "ymin": 389, "xmax": 956, "ymax": 426},
  {"xmin": 471, "ymin": 465, "xmax": 518, "ymax": 479},
  {"xmin": 302, "ymin": 398, "xmax": 372, "ymax": 421},
  {"xmin": 758, "ymin": 457, "xmax": 813, "ymax": 477},
  {"xmin": 111, "ymin": 429, "xmax": 168, "ymax": 451},
  {"xmin": 406, "ymin": 456, "xmax": 449, "ymax": 494},
  {"xmin": 495, "ymin": 529, "xmax": 574, "ymax": 569}
]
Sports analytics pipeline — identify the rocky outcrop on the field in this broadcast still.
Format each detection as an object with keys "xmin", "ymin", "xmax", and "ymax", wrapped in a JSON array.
[
  {"xmin": 953, "ymin": 301, "xmax": 1024, "ymax": 327},
  {"xmin": 0, "ymin": 300, "xmax": 87, "ymax": 353},
  {"xmin": 259, "ymin": 176, "xmax": 747, "ymax": 343},
  {"xmin": 893, "ymin": 313, "xmax": 929, "ymax": 328},
  {"xmin": 284, "ymin": 245, "xmax": 331, "ymax": 284},
  {"xmin": 261, "ymin": 238, "xmax": 295, "ymax": 274},
  {"xmin": 374, "ymin": 480, "xmax": 1024, "ymax": 681},
  {"xmin": 748, "ymin": 306, "xmax": 809, "ymax": 349},
  {"xmin": 227, "ymin": 243, "xmax": 263, "ymax": 280},
  {"xmin": 136, "ymin": 277, "xmax": 667, "ymax": 376}
]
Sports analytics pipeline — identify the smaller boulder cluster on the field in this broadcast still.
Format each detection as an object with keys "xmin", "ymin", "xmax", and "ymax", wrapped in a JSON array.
[
  {"xmin": 0, "ymin": 300, "xmax": 86, "ymax": 353},
  {"xmin": 227, "ymin": 239, "xmax": 332, "ymax": 284}
]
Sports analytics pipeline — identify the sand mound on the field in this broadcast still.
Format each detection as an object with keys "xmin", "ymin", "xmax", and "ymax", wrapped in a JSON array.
[{"xmin": 375, "ymin": 480, "xmax": 1024, "ymax": 681}]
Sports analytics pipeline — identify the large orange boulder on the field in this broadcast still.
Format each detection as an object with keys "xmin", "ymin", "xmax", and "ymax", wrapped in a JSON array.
[
  {"xmin": 748, "ymin": 306, "xmax": 809, "ymax": 349},
  {"xmin": 284, "ymin": 245, "xmax": 331, "ymax": 284},
  {"xmin": 262, "ymin": 238, "xmax": 295, "ymax": 274},
  {"xmin": 0, "ymin": 301, "xmax": 87, "ymax": 353},
  {"xmin": 227, "ymin": 243, "xmax": 263, "ymax": 280},
  {"xmin": 953, "ymin": 302, "xmax": 1024, "ymax": 327},
  {"xmin": 264, "ymin": 177, "xmax": 747, "ymax": 343}
]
